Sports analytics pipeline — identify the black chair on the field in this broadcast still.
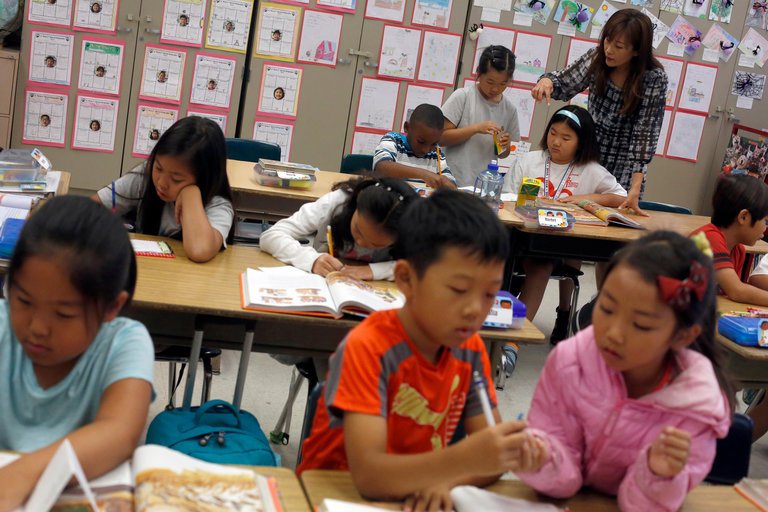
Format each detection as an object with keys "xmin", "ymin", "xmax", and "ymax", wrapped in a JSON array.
[
  {"xmin": 340, "ymin": 154, "xmax": 374, "ymax": 175},
  {"xmin": 705, "ymin": 413, "xmax": 753, "ymax": 484},
  {"xmin": 226, "ymin": 138, "xmax": 281, "ymax": 162},
  {"xmin": 155, "ymin": 345, "xmax": 221, "ymax": 408}
]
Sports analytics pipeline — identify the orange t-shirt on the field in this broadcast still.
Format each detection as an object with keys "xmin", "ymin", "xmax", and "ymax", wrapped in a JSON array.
[
  {"xmin": 690, "ymin": 223, "xmax": 747, "ymax": 285},
  {"xmin": 297, "ymin": 309, "xmax": 497, "ymax": 474}
]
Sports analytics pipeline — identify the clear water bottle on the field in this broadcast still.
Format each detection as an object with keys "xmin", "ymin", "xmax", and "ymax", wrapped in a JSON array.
[{"xmin": 473, "ymin": 160, "xmax": 504, "ymax": 214}]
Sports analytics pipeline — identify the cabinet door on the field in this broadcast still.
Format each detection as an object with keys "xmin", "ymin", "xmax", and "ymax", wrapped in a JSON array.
[{"xmin": 12, "ymin": 0, "xmax": 143, "ymax": 191}]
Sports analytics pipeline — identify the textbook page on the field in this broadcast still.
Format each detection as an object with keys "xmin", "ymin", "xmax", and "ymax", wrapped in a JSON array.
[
  {"xmin": 325, "ymin": 272, "xmax": 404, "ymax": 314},
  {"xmin": 450, "ymin": 485, "xmax": 562, "ymax": 511}
]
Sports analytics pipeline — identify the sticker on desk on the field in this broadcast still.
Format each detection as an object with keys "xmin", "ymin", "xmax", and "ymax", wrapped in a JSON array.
[
  {"xmin": 131, "ymin": 239, "xmax": 176, "ymax": 258},
  {"xmin": 538, "ymin": 208, "xmax": 570, "ymax": 229}
]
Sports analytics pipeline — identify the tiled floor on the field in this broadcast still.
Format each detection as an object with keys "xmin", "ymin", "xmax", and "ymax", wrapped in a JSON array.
[{"xmin": 145, "ymin": 263, "xmax": 768, "ymax": 476}]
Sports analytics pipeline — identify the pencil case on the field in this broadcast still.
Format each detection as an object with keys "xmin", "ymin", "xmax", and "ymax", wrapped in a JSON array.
[
  {"xmin": 254, "ymin": 167, "xmax": 316, "ymax": 190},
  {"xmin": 483, "ymin": 291, "xmax": 526, "ymax": 329},
  {"xmin": 718, "ymin": 315, "xmax": 768, "ymax": 347}
]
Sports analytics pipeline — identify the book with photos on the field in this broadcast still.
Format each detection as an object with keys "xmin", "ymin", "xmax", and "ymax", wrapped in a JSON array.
[
  {"xmin": 529, "ymin": 198, "xmax": 643, "ymax": 229},
  {"xmin": 0, "ymin": 441, "xmax": 283, "ymax": 512},
  {"xmin": 240, "ymin": 267, "xmax": 404, "ymax": 319}
]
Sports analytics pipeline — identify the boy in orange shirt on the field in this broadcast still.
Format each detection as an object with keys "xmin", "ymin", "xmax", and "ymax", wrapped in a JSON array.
[{"xmin": 298, "ymin": 190, "xmax": 536, "ymax": 510}]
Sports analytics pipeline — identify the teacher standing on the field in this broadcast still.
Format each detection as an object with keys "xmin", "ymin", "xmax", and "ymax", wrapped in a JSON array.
[{"xmin": 531, "ymin": 9, "xmax": 667, "ymax": 215}]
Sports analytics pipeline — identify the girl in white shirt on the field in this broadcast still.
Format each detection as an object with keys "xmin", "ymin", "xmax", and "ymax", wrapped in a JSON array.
[
  {"xmin": 260, "ymin": 177, "xmax": 418, "ymax": 281},
  {"xmin": 507, "ymin": 106, "xmax": 627, "ymax": 342}
]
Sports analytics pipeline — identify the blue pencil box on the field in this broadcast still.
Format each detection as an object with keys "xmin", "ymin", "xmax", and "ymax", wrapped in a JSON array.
[
  {"xmin": 483, "ymin": 291, "xmax": 527, "ymax": 329},
  {"xmin": 718, "ymin": 315, "xmax": 768, "ymax": 348},
  {"xmin": 0, "ymin": 218, "xmax": 25, "ymax": 259}
]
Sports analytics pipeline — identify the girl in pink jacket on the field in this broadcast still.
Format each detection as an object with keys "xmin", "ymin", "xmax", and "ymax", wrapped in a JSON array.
[{"xmin": 518, "ymin": 231, "xmax": 733, "ymax": 511}]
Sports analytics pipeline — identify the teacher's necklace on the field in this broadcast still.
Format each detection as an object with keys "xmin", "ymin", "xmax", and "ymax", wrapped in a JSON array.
[{"xmin": 542, "ymin": 155, "xmax": 574, "ymax": 200}]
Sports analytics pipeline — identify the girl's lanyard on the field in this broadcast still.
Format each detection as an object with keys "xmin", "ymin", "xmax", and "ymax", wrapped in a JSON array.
[
  {"xmin": 651, "ymin": 358, "xmax": 675, "ymax": 393},
  {"xmin": 542, "ymin": 157, "xmax": 574, "ymax": 200}
]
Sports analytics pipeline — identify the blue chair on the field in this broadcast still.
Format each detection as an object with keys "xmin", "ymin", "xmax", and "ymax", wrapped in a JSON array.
[
  {"xmin": 705, "ymin": 413, "xmax": 753, "ymax": 484},
  {"xmin": 226, "ymin": 138, "xmax": 280, "ymax": 163},
  {"xmin": 638, "ymin": 201, "xmax": 692, "ymax": 215},
  {"xmin": 340, "ymin": 154, "xmax": 374, "ymax": 175}
]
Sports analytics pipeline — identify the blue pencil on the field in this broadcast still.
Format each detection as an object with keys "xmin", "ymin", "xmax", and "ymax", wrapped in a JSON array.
[{"xmin": 111, "ymin": 181, "xmax": 116, "ymax": 212}]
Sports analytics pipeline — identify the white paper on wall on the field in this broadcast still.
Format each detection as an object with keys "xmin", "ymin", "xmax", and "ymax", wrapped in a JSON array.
[
  {"xmin": 513, "ymin": 32, "xmax": 551, "ymax": 84},
  {"xmin": 254, "ymin": 3, "xmax": 301, "ymax": 61},
  {"xmin": 28, "ymin": 0, "xmax": 73, "ymax": 27},
  {"xmin": 73, "ymin": 0, "xmax": 118, "ymax": 33},
  {"xmin": 206, "ymin": 0, "xmax": 253, "ymax": 53},
  {"xmin": 139, "ymin": 45, "xmax": 187, "ymax": 104},
  {"xmin": 656, "ymin": 56, "xmax": 685, "ymax": 107},
  {"xmin": 257, "ymin": 63, "xmax": 303, "ymax": 118},
  {"xmin": 566, "ymin": 38, "xmax": 598, "ymax": 66},
  {"xmin": 186, "ymin": 109, "xmax": 228, "ymax": 132},
  {"xmin": 365, "ymin": 0, "xmax": 406, "ymax": 22},
  {"xmin": 77, "ymin": 38, "xmax": 124, "ymax": 96},
  {"xmin": 678, "ymin": 62, "xmax": 717, "ymax": 113},
  {"xmin": 656, "ymin": 108, "xmax": 672, "ymax": 156},
  {"xmin": 402, "ymin": 84, "xmax": 445, "ymax": 130},
  {"xmin": 189, "ymin": 53, "xmax": 236, "ymax": 109},
  {"xmin": 642, "ymin": 8, "xmax": 669, "ymax": 49},
  {"xmin": 297, "ymin": 9, "xmax": 343, "ymax": 67},
  {"xmin": 355, "ymin": 77, "xmax": 399, "ymax": 131},
  {"xmin": 378, "ymin": 25, "xmax": 422, "ymax": 80},
  {"xmin": 666, "ymin": 110, "xmax": 706, "ymax": 161},
  {"xmin": 472, "ymin": 25, "xmax": 515, "ymax": 75},
  {"xmin": 29, "ymin": 30, "xmax": 74, "ymax": 87},
  {"xmin": 412, "ymin": 0, "xmax": 453, "ymax": 28},
  {"xmin": 161, "ymin": 0, "xmax": 206, "ymax": 47},
  {"xmin": 132, "ymin": 104, "xmax": 179, "ymax": 157},
  {"xmin": 72, "ymin": 94, "xmax": 119, "ymax": 152},
  {"xmin": 23, "ymin": 89, "xmax": 68, "ymax": 147},
  {"xmin": 253, "ymin": 118, "xmax": 294, "ymax": 161},
  {"xmin": 351, "ymin": 131, "xmax": 386, "ymax": 155},
  {"xmin": 417, "ymin": 31, "xmax": 461, "ymax": 85},
  {"xmin": 502, "ymin": 86, "xmax": 535, "ymax": 139}
]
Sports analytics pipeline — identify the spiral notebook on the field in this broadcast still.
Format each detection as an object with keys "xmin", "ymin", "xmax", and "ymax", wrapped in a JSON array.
[{"xmin": 131, "ymin": 239, "xmax": 176, "ymax": 258}]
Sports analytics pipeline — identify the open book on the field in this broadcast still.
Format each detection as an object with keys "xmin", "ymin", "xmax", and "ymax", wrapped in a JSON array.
[
  {"xmin": 736, "ymin": 478, "xmax": 768, "ymax": 511},
  {"xmin": 531, "ymin": 198, "xmax": 643, "ymax": 229},
  {"xmin": 1, "ymin": 441, "xmax": 282, "ymax": 511},
  {"xmin": 240, "ymin": 267, "xmax": 404, "ymax": 319}
]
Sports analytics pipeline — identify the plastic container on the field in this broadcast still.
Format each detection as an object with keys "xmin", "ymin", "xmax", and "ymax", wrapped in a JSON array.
[
  {"xmin": 254, "ymin": 167, "xmax": 317, "ymax": 190},
  {"xmin": 0, "ymin": 149, "xmax": 48, "ymax": 184},
  {"xmin": 718, "ymin": 315, "xmax": 768, "ymax": 347},
  {"xmin": 473, "ymin": 161, "xmax": 504, "ymax": 214},
  {"xmin": 483, "ymin": 291, "xmax": 527, "ymax": 329}
]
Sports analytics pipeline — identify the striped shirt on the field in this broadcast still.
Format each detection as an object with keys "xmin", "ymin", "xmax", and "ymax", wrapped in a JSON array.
[
  {"xmin": 690, "ymin": 223, "xmax": 747, "ymax": 288},
  {"xmin": 373, "ymin": 132, "xmax": 455, "ymax": 182}
]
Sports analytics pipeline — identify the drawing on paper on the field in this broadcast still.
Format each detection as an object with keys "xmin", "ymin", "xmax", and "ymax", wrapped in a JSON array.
[
  {"xmin": 412, "ymin": 0, "xmax": 452, "ymax": 28},
  {"xmin": 666, "ymin": 15, "xmax": 703, "ymax": 56},
  {"xmin": 553, "ymin": 0, "xmax": 594, "ymax": 32},
  {"xmin": 660, "ymin": 0, "xmax": 684, "ymax": 14},
  {"xmin": 746, "ymin": 0, "xmax": 768, "ymax": 30},
  {"xmin": 702, "ymin": 23, "xmax": 739, "ymax": 61},
  {"xmin": 732, "ymin": 71, "xmax": 766, "ymax": 99},
  {"xmin": 513, "ymin": 0, "xmax": 556, "ymax": 24},
  {"xmin": 709, "ymin": 0, "xmax": 733, "ymax": 22}
]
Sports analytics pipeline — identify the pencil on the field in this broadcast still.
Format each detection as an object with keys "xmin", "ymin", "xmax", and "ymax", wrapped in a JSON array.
[
  {"xmin": 473, "ymin": 371, "xmax": 495, "ymax": 427},
  {"xmin": 326, "ymin": 225, "xmax": 335, "ymax": 257},
  {"xmin": 436, "ymin": 146, "xmax": 443, "ymax": 176},
  {"xmin": 111, "ymin": 181, "xmax": 116, "ymax": 213}
]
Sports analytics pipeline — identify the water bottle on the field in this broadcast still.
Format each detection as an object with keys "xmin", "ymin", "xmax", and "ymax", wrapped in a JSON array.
[{"xmin": 473, "ymin": 161, "xmax": 504, "ymax": 214}]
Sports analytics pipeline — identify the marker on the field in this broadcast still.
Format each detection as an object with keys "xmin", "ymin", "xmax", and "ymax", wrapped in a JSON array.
[
  {"xmin": 326, "ymin": 225, "xmax": 335, "ymax": 257},
  {"xmin": 473, "ymin": 370, "xmax": 495, "ymax": 427},
  {"xmin": 111, "ymin": 181, "xmax": 116, "ymax": 213},
  {"xmin": 436, "ymin": 146, "xmax": 443, "ymax": 176}
]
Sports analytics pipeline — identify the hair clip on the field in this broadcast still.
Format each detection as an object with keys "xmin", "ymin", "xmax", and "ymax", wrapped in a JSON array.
[
  {"xmin": 657, "ymin": 260, "xmax": 709, "ymax": 310},
  {"xmin": 690, "ymin": 232, "xmax": 714, "ymax": 258},
  {"xmin": 468, "ymin": 23, "xmax": 484, "ymax": 41},
  {"xmin": 374, "ymin": 181, "xmax": 404, "ymax": 202},
  {"xmin": 720, "ymin": 41, "xmax": 735, "ymax": 50}
]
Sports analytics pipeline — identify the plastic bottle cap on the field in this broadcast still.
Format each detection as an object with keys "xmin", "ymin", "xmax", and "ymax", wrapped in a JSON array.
[{"xmin": 487, "ymin": 162, "xmax": 499, "ymax": 173}]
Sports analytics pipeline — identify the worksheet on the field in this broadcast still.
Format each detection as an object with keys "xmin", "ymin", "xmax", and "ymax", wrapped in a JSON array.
[
  {"xmin": 351, "ymin": 130, "xmax": 385, "ymax": 155},
  {"xmin": 254, "ymin": 3, "xmax": 301, "ymax": 62},
  {"xmin": 678, "ymin": 62, "xmax": 717, "ymax": 113},
  {"xmin": 23, "ymin": 89, "xmax": 68, "ymax": 147},
  {"xmin": 417, "ymin": 31, "xmax": 460, "ymax": 85},
  {"xmin": 656, "ymin": 56, "xmax": 685, "ymax": 107},
  {"xmin": 206, "ymin": 0, "xmax": 253, "ymax": 53},
  {"xmin": 139, "ymin": 45, "xmax": 187, "ymax": 104},
  {"xmin": 472, "ymin": 25, "xmax": 515, "ymax": 75},
  {"xmin": 161, "ymin": 0, "xmax": 207, "ymax": 47},
  {"xmin": 72, "ymin": 94, "xmax": 118, "ymax": 152},
  {"xmin": 739, "ymin": 28, "xmax": 768, "ymax": 67},
  {"xmin": 378, "ymin": 25, "xmax": 422, "ymax": 80},
  {"xmin": 513, "ymin": 32, "xmax": 551, "ymax": 84},
  {"xmin": 27, "ymin": 0, "xmax": 73, "ymax": 27},
  {"xmin": 72, "ymin": 0, "xmax": 118, "ymax": 33},
  {"xmin": 665, "ymin": 111, "xmax": 705, "ymax": 162},
  {"xmin": 401, "ymin": 84, "xmax": 444, "ymax": 130},
  {"xmin": 253, "ymin": 118, "xmax": 294, "ymax": 161},
  {"xmin": 411, "ymin": 0, "xmax": 452, "ymax": 29},
  {"xmin": 257, "ymin": 63, "xmax": 302, "ymax": 118},
  {"xmin": 132, "ymin": 104, "xmax": 179, "ymax": 157},
  {"xmin": 189, "ymin": 53, "xmax": 236, "ymax": 109},
  {"xmin": 297, "ymin": 9, "xmax": 343, "ymax": 67},
  {"xmin": 702, "ymin": 23, "xmax": 738, "ymax": 62},
  {"xmin": 683, "ymin": 0, "xmax": 709, "ymax": 19},
  {"xmin": 186, "ymin": 108, "xmax": 228, "ymax": 132},
  {"xmin": 29, "ymin": 30, "xmax": 74, "ymax": 86},
  {"xmin": 642, "ymin": 8, "xmax": 669, "ymax": 49},
  {"xmin": 566, "ymin": 38, "xmax": 598, "ymax": 66},
  {"xmin": 355, "ymin": 77, "xmax": 399, "ymax": 131},
  {"xmin": 502, "ymin": 86, "xmax": 535, "ymax": 139},
  {"xmin": 365, "ymin": 0, "xmax": 406, "ymax": 22},
  {"xmin": 77, "ymin": 37, "xmax": 124, "ymax": 96},
  {"xmin": 316, "ymin": 0, "xmax": 356, "ymax": 13},
  {"xmin": 656, "ymin": 108, "xmax": 672, "ymax": 156},
  {"xmin": 732, "ymin": 71, "xmax": 766, "ymax": 99},
  {"xmin": 709, "ymin": 0, "xmax": 733, "ymax": 22}
]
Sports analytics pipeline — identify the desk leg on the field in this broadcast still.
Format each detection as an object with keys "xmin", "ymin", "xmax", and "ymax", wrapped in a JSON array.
[
  {"xmin": 491, "ymin": 341, "xmax": 505, "ymax": 390},
  {"xmin": 182, "ymin": 327, "xmax": 204, "ymax": 409},
  {"xmin": 233, "ymin": 324, "xmax": 255, "ymax": 410}
]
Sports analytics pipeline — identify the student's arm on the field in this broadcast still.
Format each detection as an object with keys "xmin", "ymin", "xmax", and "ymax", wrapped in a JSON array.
[
  {"xmin": 175, "ymin": 185, "xmax": 224, "ymax": 262},
  {"xmin": 441, "ymin": 89, "xmax": 500, "ymax": 147},
  {"xmin": 375, "ymin": 160, "xmax": 456, "ymax": 189},
  {"xmin": 716, "ymin": 267, "xmax": 768, "ymax": 306},
  {"xmin": 750, "ymin": 273, "xmax": 768, "ymax": 290},
  {"xmin": 0, "ymin": 378, "xmax": 151, "ymax": 511}
]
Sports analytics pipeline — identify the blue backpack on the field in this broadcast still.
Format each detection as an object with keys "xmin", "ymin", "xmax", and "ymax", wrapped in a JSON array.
[{"xmin": 146, "ymin": 399, "xmax": 279, "ymax": 466}]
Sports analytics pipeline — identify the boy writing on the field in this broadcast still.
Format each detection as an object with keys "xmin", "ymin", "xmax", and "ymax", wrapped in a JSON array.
[
  {"xmin": 374, "ymin": 104, "xmax": 457, "ymax": 190},
  {"xmin": 690, "ymin": 174, "xmax": 768, "ymax": 306},
  {"xmin": 298, "ymin": 190, "xmax": 536, "ymax": 510}
]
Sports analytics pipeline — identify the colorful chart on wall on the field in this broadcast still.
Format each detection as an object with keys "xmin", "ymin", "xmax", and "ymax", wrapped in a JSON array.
[
  {"xmin": 513, "ymin": 32, "xmax": 551, "ymax": 84},
  {"xmin": 253, "ymin": 118, "xmax": 294, "ymax": 161},
  {"xmin": 22, "ymin": 89, "xmax": 68, "ymax": 147},
  {"xmin": 502, "ymin": 86, "xmax": 535, "ymax": 139},
  {"xmin": 552, "ymin": 0, "xmax": 594, "ymax": 33},
  {"xmin": 378, "ymin": 25, "xmax": 422, "ymax": 81},
  {"xmin": 254, "ymin": 3, "xmax": 301, "ymax": 62},
  {"xmin": 666, "ymin": 15, "xmax": 702, "ymax": 56},
  {"xmin": 365, "ymin": 0, "xmax": 406, "ymax": 23},
  {"xmin": 316, "ymin": 0, "xmax": 356, "ymax": 14},
  {"xmin": 665, "ymin": 110, "xmax": 705, "ymax": 162},
  {"xmin": 412, "ymin": 0, "xmax": 453, "ymax": 29},
  {"xmin": 678, "ymin": 62, "xmax": 717, "ymax": 113},
  {"xmin": 77, "ymin": 37, "xmax": 124, "ymax": 96},
  {"xmin": 139, "ymin": 45, "xmax": 187, "ymax": 104},
  {"xmin": 72, "ymin": 0, "xmax": 118, "ymax": 33},
  {"xmin": 161, "ymin": 0, "xmax": 207, "ymax": 47},
  {"xmin": 257, "ymin": 63, "xmax": 303, "ymax": 119},
  {"xmin": 642, "ymin": 8, "xmax": 669, "ymax": 49},
  {"xmin": 401, "ymin": 84, "xmax": 444, "ymax": 130},
  {"xmin": 72, "ymin": 94, "xmax": 118, "ymax": 152},
  {"xmin": 132, "ymin": 103, "xmax": 180, "ymax": 157},
  {"xmin": 206, "ymin": 0, "xmax": 253, "ymax": 53},
  {"xmin": 417, "ymin": 31, "xmax": 460, "ymax": 85},
  {"xmin": 566, "ymin": 38, "xmax": 597, "ymax": 66},
  {"xmin": 656, "ymin": 108, "xmax": 672, "ymax": 156},
  {"xmin": 656, "ymin": 56, "xmax": 685, "ymax": 107},
  {"xmin": 472, "ymin": 25, "xmax": 515, "ymax": 76},
  {"xmin": 189, "ymin": 53, "xmax": 237, "ymax": 109},
  {"xmin": 702, "ymin": 23, "xmax": 738, "ymax": 62},
  {"xmin": 709, "ymin": 0, "xmax": 733, "ymax": 23},
  {"xmin": 732, "ymin": 71, "xmax": 766, "ymax": 99},
  {"xmin": 27, "ymin": 0, "xmax": 73, "ymax": 27},
  {"xmin": 29, "ymin": 30, "xmax": 74, "ymax": 87},
  {"xmin": 297, "ymin": 9, "xmax": 343, "ymax": 67},
  {"xmin": 739, "ymin": 28, "xmax": 768, "ymax": 67},
  {"xmin": 513, "ymin": 0, "xmax": 556, "ymax": 25},
  {"xmin": 355, "ymin": 77, "xmax": 399, "ymax": 131},
  {"xmin": 186, "ymin": 108, "xmax": 228, "ymax": 132}
]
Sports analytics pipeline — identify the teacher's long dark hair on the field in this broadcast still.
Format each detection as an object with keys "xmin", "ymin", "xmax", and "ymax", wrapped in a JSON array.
[{"xmin": 588, "ymin": 9, "xmax": 662, "ymax": 116}]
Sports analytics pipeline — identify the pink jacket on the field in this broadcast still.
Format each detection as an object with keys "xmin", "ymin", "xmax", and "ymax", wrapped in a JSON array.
[{"xmin": 518, "ymin": 327, "xmax": 731, "ymax": 512}]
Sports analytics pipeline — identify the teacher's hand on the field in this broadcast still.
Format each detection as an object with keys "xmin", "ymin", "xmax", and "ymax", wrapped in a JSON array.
[
  {"xmin": 618, "ymin": 191, "xmax": 649, "ymax": 217},
  {"xmin": 531, "ymin": 78, "xmax": 554, "ymax": 105}
]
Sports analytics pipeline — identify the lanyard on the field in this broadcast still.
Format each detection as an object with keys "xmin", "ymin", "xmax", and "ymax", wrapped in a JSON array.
[
  {"xmin": 542, "ymin": 157, "xmax": 574, "ymax": 199},
  {"xmin": 651, "ymin": 359, "xmax": 675, "ymax": 393}
]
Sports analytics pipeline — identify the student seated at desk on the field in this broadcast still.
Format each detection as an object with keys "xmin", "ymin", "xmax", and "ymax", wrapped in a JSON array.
[
  {"xmin": 373, "ymin": 104, "xmax": 457, "ymax": 190},
  {"xmin": 298, "ymin": 191, "xmax": 536, "ymax": 510},
  {"xmin": 94, "ymin": 117, "xmax": 234, "ymax": 263},
  {"xmin": 260, "ymin": 177, "xmax": 417, "ymax": 281},
  {"xmin": 503, "ymin": 106, "xmax": 626, "ymax": 343},
  {"xmin": 0, "ymin": 197, "xmax": 153, "ymax": 511},
  {"xmin": 690, "ymin": 174, "xmax": 768, "ymax": 306},
  {"xmin": 516, "ymin": 231, "xmax": 732, "ymax": 512}
]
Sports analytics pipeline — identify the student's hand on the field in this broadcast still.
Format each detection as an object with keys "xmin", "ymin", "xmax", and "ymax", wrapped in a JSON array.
[
  {"xmin": 422, "ymin": 173, "xmax": 457, "ymax": 190},
  {"xmin": 462, "ymin": 420, "xmax": 530, "ymax": 475},
  {"xmin": 174, "ymin": 184, "xmax": 202, "ymax": 224},
  {"xmin": 558, "ymin": 194, "xmax": 584, "ymax": 204},
  {"xmin": 404, "ymin": 483, "xmax": 453, "ymax": 512},
  {"xmin": 339, "ymin": 264, "xmax": 374, "ymax": 281},
  {"xmin": 617, "ymin": 191, "xmax": 649, "ymax": 217},
  {"xmin": 312, "ymin": 253, "xmax": 344, "ymax": 276},
  {"xmin": 0, "ymin": 464, "xmax": 36, "ymax": 512},
  {"xmin": 473, "ymin": 121, "xmax": 501, "ymax": 136},
  {"xmin": 531, "ymin": 78, "xmax": 554, "ymax": 105},
  {"xmin": 648, "ymin": 426, "xmax": 691, "ymax": 478},
  {"xmin": 497, "ymin": 131, "xmax": 511, "ymax": 150},
  {"xmin": 518, "ymin": 435, "xmax": 549, "ymax": 473}
]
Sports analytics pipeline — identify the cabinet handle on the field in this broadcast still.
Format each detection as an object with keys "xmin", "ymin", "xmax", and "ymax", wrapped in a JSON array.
[
  {"xmin": 728, "ymin": 113, "xmax": 741, "ymax": 123},
  {"xmin": 116, "ymin": 25, "xmax": 133, "ymax": 33},
  {"xmin": 144, "ymin": 28, "xmax": 161, "ymax": 34},
  {"xmin": 337, "ymin": 58, "xmax": 351, "ymax": 65},
  {"xmin": 363, "ymin": 60, "xmax": 378, "ymax": 67}
]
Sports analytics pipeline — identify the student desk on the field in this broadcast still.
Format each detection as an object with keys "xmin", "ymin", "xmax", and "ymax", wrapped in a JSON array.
[
  {"xmin": 227, "ymin": 159, "xmax": 346, "ymax": 220},
  {"xmin": 717, "ymin": 297, "xmax": 768, "ymax": 387},
  {"xmin": 300, "ymin": 470, "xmax": 754, "ymax": 511},
  {"xmin": 252, "ymin": 466, "xmax": 312, "ymax": 512}
]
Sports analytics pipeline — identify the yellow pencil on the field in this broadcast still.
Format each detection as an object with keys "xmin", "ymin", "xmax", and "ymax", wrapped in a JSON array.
[
  {"xmin": 436, "ymin": 146, "xmax": 443, "ymax": 176},
  {"xmin": 326, "ymin": 225, "xmax": 335, "ymax": 257}
]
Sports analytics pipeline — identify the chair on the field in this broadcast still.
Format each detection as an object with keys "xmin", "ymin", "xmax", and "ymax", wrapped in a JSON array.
[
  {"xmin": 340, "ymin": 154, "xmax": 374, "ymax": 175},
  {"xmin": 226, "ymin": 138, "xmax": 281, "ymax": 163},
  {"xmin": 638, "ymin": 200, "xmax": 693, "ymax": 215},
  {"xmin": 296, "ymin": 380, "xmax": 323, "ymax": 465},
  {"xmin": 705, "ymin": 413, "xmax": 753, "ymax": 484},
  {"xmin": 155, "ymin": 345, "xmax": 222, "ymax": 408}
]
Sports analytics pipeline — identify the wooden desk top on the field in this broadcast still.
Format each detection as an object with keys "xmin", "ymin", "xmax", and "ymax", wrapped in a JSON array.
[
  {"xmin": 227, "ymin": 159, "xmax": 346, "ymax": 201},
  {"xmin": 252, "ymin": 467, "xmax": 311, "ymax": 512},
  {"xmin": 56, "ymin": 171, "xmax": 71, "ymax": 196},
  {"xmin": 132, "ymin": 236, "xmax": 545, "ymax": 345},
  {"xmin": 717, "ymin": 297, "xmax": 768, "ymax": 362},
  {"xmin": 300, "ymin": 470, "xmax": 753, "ymax": 512}
]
